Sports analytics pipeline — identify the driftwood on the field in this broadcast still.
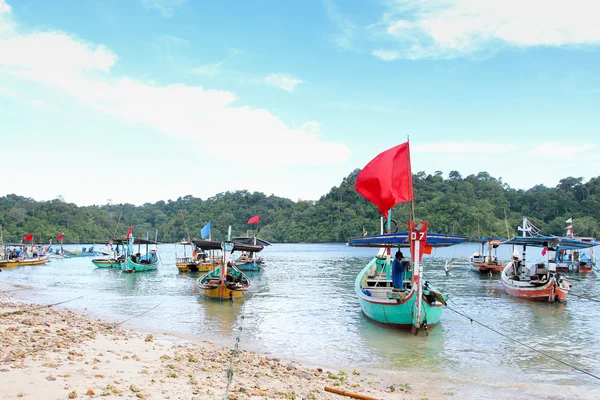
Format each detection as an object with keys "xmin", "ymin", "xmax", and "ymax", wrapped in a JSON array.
[{"xmin": 324, "ymin": 386, "xmax": 381, "ymax": 400}]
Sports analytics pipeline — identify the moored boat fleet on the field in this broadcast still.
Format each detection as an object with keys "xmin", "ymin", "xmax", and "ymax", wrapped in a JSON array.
[{"xmin": 1, "ymin": 141, "xmax": 598, "ymax": 337}]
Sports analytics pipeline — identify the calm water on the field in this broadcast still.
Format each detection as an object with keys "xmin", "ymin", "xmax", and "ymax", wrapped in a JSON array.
[{"xmin": 2, "ymin": 243, "xmax": 599, "ymax": 399}]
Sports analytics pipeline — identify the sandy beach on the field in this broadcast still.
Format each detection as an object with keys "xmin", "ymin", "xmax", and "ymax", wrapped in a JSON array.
[{"xmin": 0, "ymin": 282, "xmax": 446, "ymax": 400}]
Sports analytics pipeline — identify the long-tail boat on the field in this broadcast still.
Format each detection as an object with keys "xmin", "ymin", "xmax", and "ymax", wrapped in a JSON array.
[
  {"xmin": 470, "ymin": 238, "xmax": 505, "ymax": 273},
  {"xmin": 196, "ymin": 228, "xmax": 252, "ymax": 300},
  {"xmin": 63, "ymin": 247, "xmax": 98, "ymax": 258},
  {"xmin": 231, "ymin": 236, "xmax": 270, "ymax": 271},
  {"xmin": 92, "ymin": 240, "xmax": 125, "ymax": 269},
  {"xmin": 176, "ymin": 240, "xmax": 222, "ymax": 272},
  {"xmin": 0, "ymin": 244, "xmax": 50, "ymax": 267},
  {"xmin": 121, "ymin": 237, "xmax": 159, "ymax": 273},
  {"xmin": 348, "ymin": 141, "xmax": 468, "ymax": 335},
  {"xmin": 500, "ymin": 217, "xmax": 597, "ymax": 302}
]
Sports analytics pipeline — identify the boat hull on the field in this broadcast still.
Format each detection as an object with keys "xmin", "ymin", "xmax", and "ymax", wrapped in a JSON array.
[
  {"xmin": 0, "ymin": 255, "xmax": 49, "ymax": 267},
  {"xmin": 196, "ymin": 265, "xmax": 251, "ymax": 300},
  {"xmin": 176, "ymin": 261, "xmax": 218, "ymax": 272},
  {"xmin": 121, "ymin": 257, "xmax": 158, "ymax": 273},
  {"xmin": 501, "ymin": 264, "xmax": 569, "ymax": 302},
  {"xmin": 234, "ymin": 260, "xmax": 261, "ymax": 271},
  {"xmin": 63, "ymin": 251, "xmax": 97, "ymax": 258},
  {"xmin": 355, "ymin": 259, "xmax": 445, "ymax": 332},
  {"xmin": 471, "ymin": 262, "xmax": 504, "ymax": 273},
  {"xmin": 92, "ymin": 259, "xmax": 122, "ymax": 268}
]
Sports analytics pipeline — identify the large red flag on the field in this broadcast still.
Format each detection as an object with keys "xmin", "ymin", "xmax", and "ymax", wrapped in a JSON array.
[
  {"xmin": 56, "ymin": 233, "xmax": 65, "ymax": 241},
  {"xmin": 23, "ymin": 233, "xmax": 33, "ymax": 242},
  {"xmin": 126, "ymin": 225, "xmax": 133, "ymax": 239},
  {"xmin": 247, "ymin": 215, "xmax": 260, "ymax": 225},
  {"xmin": 355, "ymin": 142, "xmax": 413, "ymax": 217}
]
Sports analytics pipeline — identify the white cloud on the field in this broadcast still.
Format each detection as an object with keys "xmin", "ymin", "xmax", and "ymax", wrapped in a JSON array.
[
  {"xmin": 0, "ymin": 4, "xmax": 349, "ymax": 167},
  {"xmin": 140, "ymin": 0, "xmax": 185, "ymax": 17},
  {"xmin": 376, "ymin": 0, "xmax": 600, "ymax": 60},
  {"xmin": 413, "ymin": 142, "xmax": 518, "ymax": 153},
  {"xmin": 529, "ymin": 143, "xmax": 596, "ymax": 157},
  {"xmin": 372, "ymin": 49, "xmax": 400, "ymax": 61},
  {"xmin": 0, "ymin": 0, "xmax": 13, "ymax": 33},
  {"xmin": 263, "ymin": 73, "xmax": 303, "ymax": 92}
]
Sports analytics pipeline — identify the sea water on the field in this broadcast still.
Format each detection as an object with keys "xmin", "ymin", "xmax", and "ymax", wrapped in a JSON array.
[{"xmin": 1, "ymin": 243, "xmax": 599, "ymax": 399}]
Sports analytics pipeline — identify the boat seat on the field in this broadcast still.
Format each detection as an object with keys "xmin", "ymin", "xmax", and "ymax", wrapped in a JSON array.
[{"xmin": 366, "ymin": 279, "xmax": 392, "ymax": 287}]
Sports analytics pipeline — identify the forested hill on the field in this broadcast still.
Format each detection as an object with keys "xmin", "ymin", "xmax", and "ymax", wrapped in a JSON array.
[{"xmin": 1, "ymin": 170, "xmax": 600, "ymax": 243}]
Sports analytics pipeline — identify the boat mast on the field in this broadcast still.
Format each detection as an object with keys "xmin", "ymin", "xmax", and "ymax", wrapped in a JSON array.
[
  {"xmin": 180, "ymin": 210, "xmax": 191, "ymax": 242},
  {"xmin": 520, "ymin": 216, "xmax": 527, "ymax": 277}
]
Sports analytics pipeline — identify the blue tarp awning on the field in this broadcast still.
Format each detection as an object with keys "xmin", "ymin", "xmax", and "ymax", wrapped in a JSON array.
[{"xmin": 347, "ymin": 231, "xmax": 469, "ymax": 248}]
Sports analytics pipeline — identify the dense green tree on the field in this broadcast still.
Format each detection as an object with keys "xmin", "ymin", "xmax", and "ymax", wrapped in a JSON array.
[{"xmin": 2, "ymin": 171, "xmax": 600, "ymax": 243}]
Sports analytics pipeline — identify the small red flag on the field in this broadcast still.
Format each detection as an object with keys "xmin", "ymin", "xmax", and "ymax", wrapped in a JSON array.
[
  {"xmin": 57, "ymin": 233, "xmax": 65, "ymax": 241},
  {"xmin": 542, "ymin": 247, "xmax": 547, "ymax": 256},
  {"xmin": 126, "ymin": 225, "xmax": 133, "ymax": 239},
  {"xmin": 23, "ymin": 233, "xmax": 33, "ymax": 242},
  {"xmin": 355, "ymin": 142, "xmax": 413, "ymax": 218},
  {"xmin": 247, "ymin": 215, "xmax": 260, "ymax": 225}
]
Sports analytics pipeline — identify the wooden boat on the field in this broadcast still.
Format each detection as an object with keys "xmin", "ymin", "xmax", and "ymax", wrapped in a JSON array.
[
  {"xmin": 553, "ymin": 238, "xmax": 596, "ymax": 272},
  {"xmin": 121, "ymin": 237, "xmax": 159, "ymax": 273},
  {"xmin": 92, "ymin": 240, "xmax": 125, "ymax": 268},
  {"xmin": 470, "ymin": 238, "xmax": 504, "ymax": 273},
  {"xmin": 176, "ymin": 240, "xmax": 222, "ymax": 272},
  {"xmin": 196, "ymin": 235, "xmax": 252, "ymax": 300},
  {"xmin": 348, "ymin": 141, "xmax": 467, "ymax": 335},
  {"xmin": 0, "ymin": 244, "xmax": 50, "ymax": 267},
  {"xmin": 231, "ymin": 237, "xmax": 271, "ymax": 271},
  {"xmin": 63, "ymin": 247, "xmax": 98, "ymax": 258},
  {"xmin": 500, "ymin": 220, "xmax": 597, "ymax": 302},
  {"xmin": 349, "ymin": 231, "xmax": 467, "ymax": 333}
]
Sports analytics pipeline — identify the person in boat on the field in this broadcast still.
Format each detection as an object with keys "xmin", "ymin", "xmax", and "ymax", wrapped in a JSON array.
[{"xmin": 392, "ymin": 251, "xmax": 405, "ymax": 290}]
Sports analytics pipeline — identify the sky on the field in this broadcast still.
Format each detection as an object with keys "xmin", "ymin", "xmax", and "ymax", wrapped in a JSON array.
[{"xmin": 1, "ymin": 0, "xmax": 599, "ymax": 206}]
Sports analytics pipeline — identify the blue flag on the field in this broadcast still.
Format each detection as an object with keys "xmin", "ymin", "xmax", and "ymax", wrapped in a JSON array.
[{"xmin": 201, "ymin": 222, "xmax": 211, "ymax": 239}]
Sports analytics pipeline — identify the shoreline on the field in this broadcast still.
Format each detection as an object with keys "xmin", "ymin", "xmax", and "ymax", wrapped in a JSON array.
[{"xmin": 0, "ymin": 281, "xmax": 446, "ymax": 400}]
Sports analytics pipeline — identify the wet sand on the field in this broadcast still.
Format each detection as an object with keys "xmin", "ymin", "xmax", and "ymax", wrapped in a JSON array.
[{"xmin": 0, "ymin": 282, "xmax": 445, "ymax": 400}]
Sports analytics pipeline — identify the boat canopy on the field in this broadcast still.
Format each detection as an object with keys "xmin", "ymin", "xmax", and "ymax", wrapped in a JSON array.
[
  {"xmin": 232, "ymin": 237, "xmax": 272, "ymax": 246},
  {"xmin": 111, "ymin": 238, "xmax": 158, "ymax": 245},
  {"xmin": 347, "ymin": 232, "xmax": 470, "ymax": 248},
  {"xmin": 470, "ymin": 237, "xmax": 506, "ymax": 244},
  {"xmin": 191, "ymin": 239, "xmax": 264, "ymax": 253},
  {"xmin": 502, "ymin": 236, "xmax": 599, "ymax": 249}
]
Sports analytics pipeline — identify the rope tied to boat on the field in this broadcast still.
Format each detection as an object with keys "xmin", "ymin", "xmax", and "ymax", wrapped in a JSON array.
[
  {"xmin": 1, "ymin": 299, "xmax": 166, "ymax": 364},
  {"xmin": 223, "ymin": 298, "xmax": 249, "ymax": 399},
  {"xmin": 0, "ymin": 295, "xmax": 85, "ymax": 318}
]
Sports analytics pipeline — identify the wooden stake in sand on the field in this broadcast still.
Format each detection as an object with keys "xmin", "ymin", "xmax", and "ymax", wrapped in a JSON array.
[{"xmin": 324, "ymin": 386, "xmax": 381, "ymax": 400}]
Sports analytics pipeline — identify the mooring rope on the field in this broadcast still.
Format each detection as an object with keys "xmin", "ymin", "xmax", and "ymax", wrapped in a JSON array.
[
  {"xmin": 0, "ymin": 296, "xmax": 85, "ymax": 318},
  {"xmin": 1, "ymin": 299, "xmax": 167, "ymax": 364},
  {"xmin": 421, "ymin": 271, "xmax": 600, "ymax": 381},
  {"xmin": 445, "ymin": 306, "xmax": 600, "ymax": 381},
  {"xmin": 223, "ymin": 296, "xmax": 250, "ymax": 400}
]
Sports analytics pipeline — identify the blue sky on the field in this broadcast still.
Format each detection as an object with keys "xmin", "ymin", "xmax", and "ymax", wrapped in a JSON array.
[{"xmin": 1, "ymin": 0, "xmax": 599, "ymax": 206}]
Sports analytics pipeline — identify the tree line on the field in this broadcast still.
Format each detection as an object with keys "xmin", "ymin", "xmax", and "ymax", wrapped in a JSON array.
[{"xmin": 1, "ymin": 170, "xmax": 599, "ymax": 244}]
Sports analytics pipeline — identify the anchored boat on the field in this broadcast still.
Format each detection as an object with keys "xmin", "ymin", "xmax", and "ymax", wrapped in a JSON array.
[
  {"xmin": 196, "ymin": 229, "xmax": 252, "ymax": 300},
  {"xmin": 176, "ymin": 240, "xmax": 222, "ymax": 272},
  {"xmin": 470, "ymin": 238, "xmax": 505, "ymax": 273},
  {"xmin": 0, "ymin": 243, "xmax": 50, "ymax": 267},
  {"xmin": 121, "ymin": 237, "xmax": 159, "ymax": 273},
  {"xmin": 501, "ymin": 218, "xmax": 598, "ymax": 302},
  {"xmin": 349, "ymin": 141, "xmax": 467, "ymax": 335},
  {"xmin": 231, "ymin": 236, "xmax": 270, "ymax": 271},
  {"xmin": 92, "ymin": 240, "xmax": 126, "ymax": 269}
]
